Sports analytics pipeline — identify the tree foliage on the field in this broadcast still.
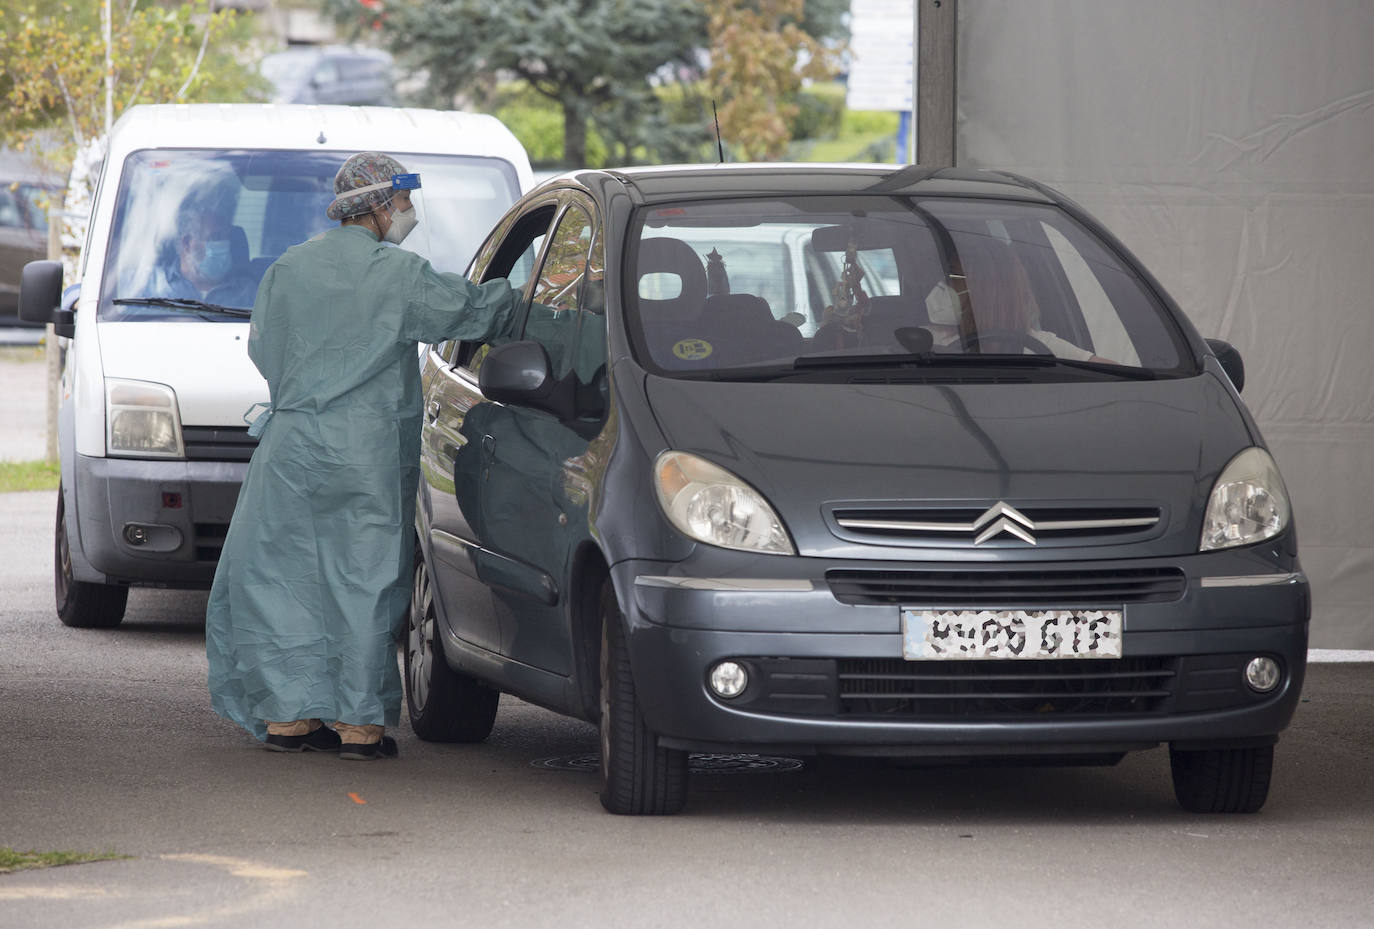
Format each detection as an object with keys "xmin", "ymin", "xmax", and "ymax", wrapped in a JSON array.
[
  {"xmin": 0, "ymin": 0, "xmax": 263, "ymax": 168},
  {"xmin": 327, "ymin": 0, "xmax": 710, "ymax": 168},
  {"xmin": 705, "ymin": 0, "xmax": 841, "ymax": 161}
]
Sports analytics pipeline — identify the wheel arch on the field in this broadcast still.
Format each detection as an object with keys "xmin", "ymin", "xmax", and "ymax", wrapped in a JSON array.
[{"xmin": 569, "ymin": 540, "xmax": 611, "ymax": 722}]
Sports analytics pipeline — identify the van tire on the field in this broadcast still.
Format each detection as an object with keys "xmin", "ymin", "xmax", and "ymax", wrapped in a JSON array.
[
  {"xmin": 1169, "ymin": 743, "xmax": 1273, "ymax": 813},
  {"xmin": 404, "ymin": 547, "xmax": 498, "ymax": 742},
  {"xmin": 54, "ymin": 485, "xmax": 127, "ymax": 629},
  {"xmin": 598, "ymin": 579, "xmax": 687, "ymax": 815}
]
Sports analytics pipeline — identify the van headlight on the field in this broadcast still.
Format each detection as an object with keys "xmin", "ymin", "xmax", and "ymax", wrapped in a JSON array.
[
  {"xmin": 106, "ymin": 378, "xmax": 184, "ymax": 458},
  {"xmin": 654, "ymin": 451, "xmax": 795, "ymax": 555},
  {"xmin": 1200, "ymin": 447, "xmax": 1290, "ymax": 551}
]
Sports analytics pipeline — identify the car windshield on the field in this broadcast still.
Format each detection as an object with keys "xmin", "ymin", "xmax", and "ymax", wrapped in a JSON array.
[
  {"xmin": 628, "ymin": 196, "xmax": 1193, "ymax": 380},
  {"xmin": 100, "ymin": 148, "xmax": 520, "ymax": 322}
]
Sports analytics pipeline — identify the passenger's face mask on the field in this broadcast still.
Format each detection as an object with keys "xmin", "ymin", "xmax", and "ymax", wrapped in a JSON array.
[
  {"xmin": 198, "ymin": 239, "xmax": 233, "ymax": 281},
  {"xmin": 382, "ymin": 204, "xmax": 418, "ymax": 245}
]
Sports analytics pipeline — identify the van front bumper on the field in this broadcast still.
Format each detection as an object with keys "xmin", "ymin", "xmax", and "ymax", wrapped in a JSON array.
[
  {"xmin": 74, "ymin": 454, "xmax": 248, "ymax": 587},
  {"xmin": 613, "ymin": 553, "xmax": 1309, "ymax": 757}
]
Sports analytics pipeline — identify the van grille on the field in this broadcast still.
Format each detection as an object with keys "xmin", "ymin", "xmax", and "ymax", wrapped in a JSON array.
[
  {"xmin": 182, "ymin": 426, "xmax": 257, "ymax": 462},
  {"xmin": 825, "ymin": 566, "xmax": 1186, "ymax": 607}
]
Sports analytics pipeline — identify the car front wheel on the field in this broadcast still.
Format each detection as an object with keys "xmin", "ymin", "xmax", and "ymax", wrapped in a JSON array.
[
  {"xmin": 1169, "ymin": 743, "xmax": 1274, "ymax": 813},
  {"xmin": 598, "ymin": 579, "xmax": 688, "ymax": 815},
  {"xmin": 404, "ymin": 547, "xmax": 498, "ymax": 742},
  {"xmin": 54, "ymin": 484, "xmax": 127, "ymax": 629}
]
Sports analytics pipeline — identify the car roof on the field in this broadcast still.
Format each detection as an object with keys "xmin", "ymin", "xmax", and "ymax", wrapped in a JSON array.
[
  {"xmin": 105, "ymin": 104, "xmax": 531, "ymax": 177},
  {"xmin": 552, "ymin": 163, "xmax": 1059, "ymax": 206}
]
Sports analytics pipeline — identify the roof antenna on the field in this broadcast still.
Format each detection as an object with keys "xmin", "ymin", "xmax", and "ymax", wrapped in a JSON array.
[{"xmin": 712, "ymin": 100, "xmax": 725, "ymax": 163}]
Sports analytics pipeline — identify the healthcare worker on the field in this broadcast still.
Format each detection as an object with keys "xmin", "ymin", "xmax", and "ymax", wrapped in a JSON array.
[{"xmin": 205, "ymin": 152, "xmax": 519, "ymax": 760}]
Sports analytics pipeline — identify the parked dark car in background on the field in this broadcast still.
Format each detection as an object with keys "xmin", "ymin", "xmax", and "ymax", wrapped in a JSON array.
[
  {"xmin": 410, "ymin": 164, "xmax": 1308, "ymax": 816},
  {"xmin": 260, "ymin": 45, "xmax": 395, "ymax": 106},
  {"xmin": 1, "ymin": 172, "xmax": 61, "ymax": 327}
]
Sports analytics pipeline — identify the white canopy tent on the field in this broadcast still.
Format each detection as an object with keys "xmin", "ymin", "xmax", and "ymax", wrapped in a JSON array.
[{"xmin": 952, "ymin": 0, "xmax": 1373, "ymax": 646}]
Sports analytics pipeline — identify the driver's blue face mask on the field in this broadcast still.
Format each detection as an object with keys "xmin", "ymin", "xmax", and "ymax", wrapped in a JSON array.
[{"xmin": 199, "ymin": 239, "xmax": 232, "ymax": 281}]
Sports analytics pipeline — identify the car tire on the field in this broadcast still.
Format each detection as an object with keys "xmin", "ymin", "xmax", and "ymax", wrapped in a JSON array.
[
  {"xmin": 404, "ymin": 547, "xmax": 498, "ymax": 742},
  {"xmin": 598, "ymin": 579, "xmax": 688, "ymax": 815},
  {"xmin": 54, "ymin": 485, "xmax": 127, "ymax": 629},
  {"xmin": 1169, "ymin": 743, "xmax": 1274, "ymax": 813}
]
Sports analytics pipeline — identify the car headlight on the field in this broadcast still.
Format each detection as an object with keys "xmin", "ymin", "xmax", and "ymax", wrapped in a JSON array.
[
  {"xmin": 1200, "ymin": 447, "xmax": 1291, "ymax": 551},
  {"xmin": 106, "ymin": 378, "xmax": 184, "ymax": 458},
  {"xmin": 654, "ymin": 451, "xmax": 794, "ymax": 555}
]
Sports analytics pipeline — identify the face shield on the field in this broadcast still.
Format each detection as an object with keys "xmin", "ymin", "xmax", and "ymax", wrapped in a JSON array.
[{"xmin": 339, "ymin": 172, "xmax": 431, "ymax": 259}]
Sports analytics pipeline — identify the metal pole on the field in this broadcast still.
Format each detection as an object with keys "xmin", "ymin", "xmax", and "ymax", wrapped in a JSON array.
[
  {"xmin": 44, "ymin": 213, "xmax": 61, "ymax": 464},
  {"xmin": 916, "ymin": 0, "xmax": 957, "ymax": 166}
]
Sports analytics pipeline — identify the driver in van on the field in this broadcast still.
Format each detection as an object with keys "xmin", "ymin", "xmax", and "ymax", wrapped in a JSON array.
[
  {"xmin": 205, "ymin": 151, "xmax": 521, "ymax": 761},
  {"xmin": 148, "ymin": 184, "xmax": 258, "ymax": 306}
]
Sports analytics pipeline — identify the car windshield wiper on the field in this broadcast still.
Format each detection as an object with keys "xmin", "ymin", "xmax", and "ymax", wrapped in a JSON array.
[
  {"xmin": 113, "ymin": 297, "xmax": 252, "ymax": 319},
  {"xmin": 793, "ymin": 351, "xmax": 1158, "ymax": 379}
]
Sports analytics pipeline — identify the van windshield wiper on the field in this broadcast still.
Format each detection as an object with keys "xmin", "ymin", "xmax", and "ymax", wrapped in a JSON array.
[
  {"xmin": 113, "ymin": 297, "xmax": 252, "ymax": 319},
  {"xmin": 792, "ymin": 351, "xmax": 1158, "ymax": 379}
]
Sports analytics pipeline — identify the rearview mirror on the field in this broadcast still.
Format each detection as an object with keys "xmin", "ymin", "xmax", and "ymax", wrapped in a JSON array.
[
  {"xmin": 1206, "ymin": 338, "xmax": 1245, "ymax": 394},
  {"xmin": 811, "ymin": 223, "xmax": 891, "ymax": 253}
]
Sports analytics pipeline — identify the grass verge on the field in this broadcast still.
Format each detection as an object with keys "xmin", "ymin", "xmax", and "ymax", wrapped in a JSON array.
[
  {"xmin": 0, "ymin": 847, "xmax": 127, "ymax": 874},
  {"xmin": 0, "ymin": 460, "xmax": 60, "ymax": 493}
]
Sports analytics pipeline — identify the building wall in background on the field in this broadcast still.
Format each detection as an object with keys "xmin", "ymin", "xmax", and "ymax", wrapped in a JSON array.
[{"xmin": 958, "ymin": 0, "xmax": 1374, "ymax": 646}]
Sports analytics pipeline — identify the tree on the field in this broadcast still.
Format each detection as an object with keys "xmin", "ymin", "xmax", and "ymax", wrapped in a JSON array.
[
  {"xmin": 329, "ymin": 0, "xmax": 709, "ymax": 168},
  {"xmin": 0, "ymin": 0, "xmax": 264, "ymax": 177},
  {"xmin": 705, "ymin": 0, "xmax": 841, "ymax": 161}
]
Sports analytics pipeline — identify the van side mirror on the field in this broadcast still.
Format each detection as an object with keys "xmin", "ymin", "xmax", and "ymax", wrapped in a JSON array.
[
  {"xmin": 1206, "ymin": 338, "xmax": 1245, "ymax": 394},
  {"xmin": 19, "ymin": 260, "xmax": 65, "ymax": 332}
]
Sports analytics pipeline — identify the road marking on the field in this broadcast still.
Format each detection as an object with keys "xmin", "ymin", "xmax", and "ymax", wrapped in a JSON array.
[
  {"xmin": 0, "ymin": 885, "xmax": 116, "ymax": 900},
  {"xmin": 349, "ymin": 792, "xmax": 367, "ymax": 804}
]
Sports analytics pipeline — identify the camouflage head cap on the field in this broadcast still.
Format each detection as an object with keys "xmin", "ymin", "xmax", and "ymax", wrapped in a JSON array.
[{"xmin": 326, "ymin": 151, "xmax": 409, "ymax": 221}]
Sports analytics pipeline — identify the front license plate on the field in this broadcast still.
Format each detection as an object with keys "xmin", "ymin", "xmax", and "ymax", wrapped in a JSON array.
[{"xmin": 901, "ymin": 608, "xmax": 1123, "ymax": 660}]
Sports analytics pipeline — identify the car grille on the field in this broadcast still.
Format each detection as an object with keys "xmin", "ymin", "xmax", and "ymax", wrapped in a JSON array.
[
  {"xmin": 731, "ymin": 654, "xmax": 1277, "ymax": 722},
  {"xmin": 830, "ymin": 504, "xmax": 1161, "ymax": 547},
  {"xmin": 825, "ymin": 566, "xmax": 1187, "ymax": 607},
  {"xmin": 182, "ymin": 426, "xmax": 257, "ymax": 462},
  {"xmin": 836, "ymin": 657, "xmax": 1174, "ymax": 718}
]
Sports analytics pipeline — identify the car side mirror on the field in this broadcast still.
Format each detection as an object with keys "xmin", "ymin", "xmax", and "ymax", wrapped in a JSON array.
[
  {"xmin": 19, "ymin": 260, "xmax": 73, "ymax": 337},
  {"xmin": 1206, "ymin": 338, "xmax": 1245, "ymax": 394},
  {"xmin": 480, "ymin": 340, "xmax": 577, "ymax": 419}
]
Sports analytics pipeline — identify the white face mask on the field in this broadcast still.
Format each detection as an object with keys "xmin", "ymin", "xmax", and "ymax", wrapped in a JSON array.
[
  {"xmin": 925, "ymin": 279, "xmax": 963, "ymax": 326},
  {"xmin": 382, "ymin": 205, "xmax": 417, "ymax": 245}
]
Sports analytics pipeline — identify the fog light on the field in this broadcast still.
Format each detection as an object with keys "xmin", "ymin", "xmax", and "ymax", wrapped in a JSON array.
[
  {"xmin": 1245, "ymin": 657, "xmax": 1281, "ymax": 693},
  {"xmin": 124, "ymin": 524, "xmax": 149, "ymax": 546},
  {"xmin": 709, "ymin": 661, "xmax": 748, "ymax": 698}
]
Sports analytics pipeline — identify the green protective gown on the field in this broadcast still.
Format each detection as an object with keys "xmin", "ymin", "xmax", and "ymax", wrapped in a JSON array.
[{"xmin": 205, "ymin": 224, "xmax": 518, "ymax": 740}]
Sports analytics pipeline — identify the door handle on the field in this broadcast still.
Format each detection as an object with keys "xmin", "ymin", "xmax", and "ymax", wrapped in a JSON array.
[
  {"xmin": 482, "ymin": 434, "xmax": 495, "ymax": 455},
  {"xmin": 425, "ymin": 400, "xmax": 441, "ymax": 423}
]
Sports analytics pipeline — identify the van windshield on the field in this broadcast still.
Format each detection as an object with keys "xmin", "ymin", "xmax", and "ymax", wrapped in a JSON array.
[
  {"xmin": 99, "ymin": 148, "xmax": 520, "ymax": 321},
  {"xmin": 628, "ymin": 196, "xmax": 1195, "ymax": 379}
]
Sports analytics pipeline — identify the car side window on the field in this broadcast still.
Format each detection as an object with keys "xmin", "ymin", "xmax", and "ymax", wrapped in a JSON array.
[
  {"xmin": 523, "ymin": 205, "xmax": 594, "ymax": 380},
  {"xmin": 456, "ymin": 202, "xmax": 560, "ymax": 378},
  {"xmin": 0, "ymin": 188, "xmax": 23, "ymax": 227}
]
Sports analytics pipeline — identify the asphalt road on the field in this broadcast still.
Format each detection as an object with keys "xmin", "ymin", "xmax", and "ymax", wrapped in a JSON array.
[{"xmin": 1, "ymin": 489, "xmax": 1372, "ymax": 929}]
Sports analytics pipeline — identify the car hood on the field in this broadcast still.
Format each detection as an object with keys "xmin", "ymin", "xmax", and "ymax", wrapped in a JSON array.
[
  {"xmin": 97, "ymin": 321, "xmax": 267, "ymax": 427},
  {"xmin": 643, "ymin": 372, "xmax": 1254, "ymax": 560}
]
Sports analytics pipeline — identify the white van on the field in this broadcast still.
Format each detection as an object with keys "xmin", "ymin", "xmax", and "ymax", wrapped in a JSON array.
[{"xmin": 19, "ymin": 103, "xmax": 533, "ymax": 627}]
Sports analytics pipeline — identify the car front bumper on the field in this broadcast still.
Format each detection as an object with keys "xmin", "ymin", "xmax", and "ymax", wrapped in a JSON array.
[
  {"xmin": 613, "ymin": 550, "xmax": 1310, "ymax": 757},
  {"xmin": 74, "ymin": 453, "xmax": 248, "ymax": 587}
]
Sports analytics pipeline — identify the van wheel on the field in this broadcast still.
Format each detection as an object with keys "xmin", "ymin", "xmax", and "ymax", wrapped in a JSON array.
[
  {"xmin": 54, "ymin": 485, "xmax": 127, "ymax": 629},
  {"xmin": 405, "ymin": 548, "xmax": 498, "ymax": 742},
  {"xmin": 598, "ymin": 579, "xmax": 687, "ymax": 815},
  {"xmin": 1169, "ymin": 743, "xmax": 1273, "ymax": 813}
]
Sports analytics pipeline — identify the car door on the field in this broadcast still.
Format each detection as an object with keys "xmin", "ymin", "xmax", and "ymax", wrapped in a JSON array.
[
  {"xmin": 419, "ymin": 199, "xmax": 556, "ymax": 654},
  {"xmin": 476, "ymin": 196, "xmax": 608, "ymax": 674}
]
